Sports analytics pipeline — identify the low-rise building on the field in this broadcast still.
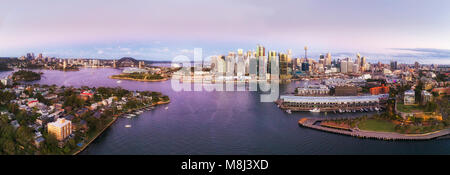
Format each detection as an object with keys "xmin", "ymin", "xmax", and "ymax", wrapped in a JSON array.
[
  {"xmin": 370, "ymin": 85, "xmax": 389, "ymax": 95},
  {"xmin": 335, "ymin": 86, "xmax": 358, "ymax": 96},
  {"xmin": 11, "ymin": 120, "xmax": 20, "ymax": 129},
  {"xmin": 34, "ymin": 137, "xmax": 45, "ymax": 148}
]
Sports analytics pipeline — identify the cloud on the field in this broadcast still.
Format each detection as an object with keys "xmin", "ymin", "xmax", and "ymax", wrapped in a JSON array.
[
  {"xmin": 97, "ymin": 49, "xmax": 104, "ymax": 54},
  {"xmin": 151, "ymin": 47, "xmax": 169, "ymax": 53},
  {"xmin": 389, "ymin": 48, "xmax": 450, "ymax": 58},
  {"xmin": 120, "ymin": 47, "xmax": 131, "ymax": 52},
  {"xmin": 179, "ymin": 49, "xmax": 194, "ymax": 54}
]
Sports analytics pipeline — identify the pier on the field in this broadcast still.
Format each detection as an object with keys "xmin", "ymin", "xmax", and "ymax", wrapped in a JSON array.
[{"xmin": 298, "ymin": 118, "xmax": 450, "ymax": 141}]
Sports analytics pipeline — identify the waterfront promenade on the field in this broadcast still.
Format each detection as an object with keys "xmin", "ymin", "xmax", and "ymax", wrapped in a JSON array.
[
  {"xmin": 73, "ymin": 117, "xmax": 118, "ymax": 155},
  {"xmin": 299, "ymin": 118, "xmax": 450, "ymax": 141}
]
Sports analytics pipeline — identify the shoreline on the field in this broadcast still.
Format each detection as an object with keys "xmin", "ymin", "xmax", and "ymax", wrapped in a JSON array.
[
  {"xmin": 72, "ymin": 116, "xmax": 117, "ymax": 155},
  {"xmin": 109, "ymin": 75, "xmax": 169, "ymax": 82},
  {"xmin": 298, "ymin": 117, "xmax": 450, "ymax": 141},
  {"xmin": 72, "ymin": 100, "xmax": 170, "ymax": 155}
]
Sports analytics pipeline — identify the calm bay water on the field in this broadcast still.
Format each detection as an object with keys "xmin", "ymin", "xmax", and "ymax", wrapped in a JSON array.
[{"xmin": 2, "ymin": 68, "xmax": 450, "ymax": 155}]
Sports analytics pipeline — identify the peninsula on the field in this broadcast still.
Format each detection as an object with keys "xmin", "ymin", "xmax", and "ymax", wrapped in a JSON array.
[
  {"xmin": 12, "ymin": 70, "xmax": 42, "ymax": 81},
  {"xmin": 0, "ymin": 83, "xmax": 170, "ymax": 155}
]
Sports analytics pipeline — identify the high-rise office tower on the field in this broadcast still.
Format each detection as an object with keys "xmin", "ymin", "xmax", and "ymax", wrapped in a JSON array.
[
  {"xmin": 347, "ymin": 59, "xmax": 353, "ymax": 73},
  {"xmin": 301, "ymin": 62, "xmax": 309, "ymax": 72},
  {"xmin": 63, "ymin": 60, "xmax": 67, "ymax": 70},
  {"xmin": 287, "ymin": 49, "xmax": 292, "ymax": 59},
  {"xmin": 237, "ymin": 49, "xmax": 243, "ymax": 57},
  {"xmin": 279, "ymin": 53, "xmax": 288, "ymax": 76},
  {"xmin": 319, "ymin": 54, "xmax": 325, "ymax": 65},
  {"xmin": 226, "ymin": 53, "xmax": 236, "ymax": 75},
  {"xmin": 361, "ymin": 56, "xmax": 367, "ymax": 68},
  {"xmin": 340, "ymin": 60, "xmax": 348, "ymax": 73}
]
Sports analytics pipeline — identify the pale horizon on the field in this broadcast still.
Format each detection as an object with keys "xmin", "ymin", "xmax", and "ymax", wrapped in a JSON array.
[{"xmin": 0, "ymin": 0, "xmax": 449, "ymax": 64}]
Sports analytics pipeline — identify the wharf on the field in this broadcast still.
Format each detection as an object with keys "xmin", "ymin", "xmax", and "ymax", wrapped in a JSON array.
[{"xmin": 298, "ymin": 118, "xmax": 450, "ymax": 141}]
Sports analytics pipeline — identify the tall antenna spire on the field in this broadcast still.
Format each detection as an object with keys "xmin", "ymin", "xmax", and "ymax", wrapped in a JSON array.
[{"xmin": 304, "ymin": 46, "xmax": 308, "ymax": 59}]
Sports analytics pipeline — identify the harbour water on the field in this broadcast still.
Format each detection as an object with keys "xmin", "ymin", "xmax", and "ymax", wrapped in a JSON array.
[{"xmin": 2, "ymin": 68, "xmax": 450, "ymax": 154}]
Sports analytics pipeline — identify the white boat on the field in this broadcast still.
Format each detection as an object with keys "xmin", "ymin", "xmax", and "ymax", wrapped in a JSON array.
[
  {"xmin": 125, "ymin": 125, "xmax": 131, "ymax": 128},
  {"xmin": 165, "ymin": 107, "xmax": 169, "ymax": 110},
  {"xmin": 116, "ymin": 80, "xmax": 122, "ymax": 84},
  {"xmin": 309, "ymin": 108, "xmax": 320, "ymax": 113},
  {"xmin": 286, "ymin": 110, "xmax": 292, "ymax": 114}
]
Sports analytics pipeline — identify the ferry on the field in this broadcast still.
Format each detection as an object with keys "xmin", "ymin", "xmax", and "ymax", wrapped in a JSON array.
[{"xmin": 309, "ymin": 108, "xmax": 320, "ymax": 113}]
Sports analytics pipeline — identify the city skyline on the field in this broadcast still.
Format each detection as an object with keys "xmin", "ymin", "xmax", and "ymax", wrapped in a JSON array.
[{"xmin": 0, "ymin": 0, "xmax": 450, "ymax": 64}]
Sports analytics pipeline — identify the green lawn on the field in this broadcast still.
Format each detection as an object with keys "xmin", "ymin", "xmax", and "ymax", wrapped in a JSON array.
[
  {"xmin": 358, "ymin": 119, "xmax": 397, "ymax": 132},
  {"xmin": 397, "ymin": 103, "xmax": 423, "ymax": 113}
]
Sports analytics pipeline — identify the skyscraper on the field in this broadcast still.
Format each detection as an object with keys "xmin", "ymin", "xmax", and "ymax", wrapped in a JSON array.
[
  {"xmin": 347, "ymin": 60, "xmax": 353, "ymax": 73},
  {"xmin": 279, "ymin": 53, "xmax": 288, "ymax": 76},
  {"xmin": 237, "ymin": 49, "xmax": 243, "ymax": 57},
  {"xmin": 390, "ymin": 61, "xmax": 398, "ymax": 70},
  {"xmin": 268, "ymin": 51, "xmax": 277, "ymax": 74},
  {"xmin": 326, "ymin": 52, "xmax": 332, "ymax": 66},
  {"xmin": 256, "ymin": 45, "xmax": 265, "ymax": 57},
  {"xmin": 414, "ymin": 61, "xmax": 420, "ymax": 69},
  {"xmin": 361, "ymin": 56, "xmax": 366, "ymax": 67},
  {"xmin": 356, "ymin": 53, "xmax": 361, "ymax": 66}
]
